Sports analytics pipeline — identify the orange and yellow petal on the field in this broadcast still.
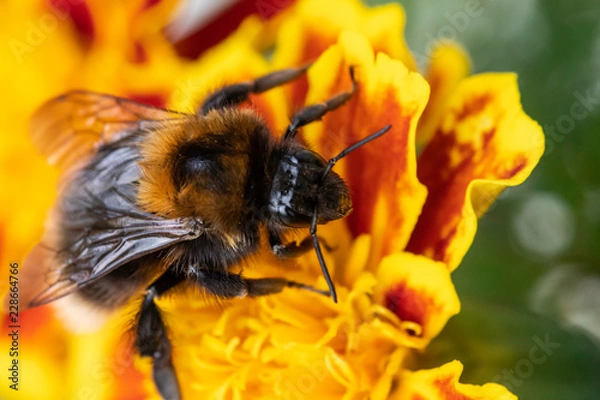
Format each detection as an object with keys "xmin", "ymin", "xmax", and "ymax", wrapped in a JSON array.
[
  {"xmin": 374, "ymin": 252, "xmax": 460, "ymax": 347},
  {"xmin": 0, "ymin": 304, "xmax": 144, "ymax": 400},
  {"xmin": 303, "ymin": 31, "xmax": 429, "ymax": 268},
  {"xmin": 39, "ymin": 0, "xmax": 185, "ymax": 104},
  {"xmin": 82, "ymin": 0, "xmax": 179, "ymax": 54},
  {"xmin": 272, "ymin": 0, "xmax": 416, "ymax": 109},
  {"xmin": 274, "ymin": 0, "xmax": 414, "ymax": 68},
  {"xmin": 167, "ymin": 18, "xmax": 290, "ymax": 133},
  {"xmin": 417, "ymin": 43, "xmax": 471, "ymax": 146},
  {"xmin": 57, "ymin": 310, "xmax": 145, "ymax": 400},
  {"xmin": 392, "ymin": 361, "xmax": 517, "ymax": 400},
  {"xmin": 407, "ymin": 73, "xmax": 544, "ymax": 271},
  {"xmin": 0, "ymin": 1, "xmax": 82, "ymax": 297}
]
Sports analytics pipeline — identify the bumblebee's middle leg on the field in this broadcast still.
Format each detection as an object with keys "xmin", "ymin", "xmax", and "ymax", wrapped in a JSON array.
[
  {"xmin": 136, "ymin": 269, "xmax": 185, "ymax": 400},
  {"xmin": 197, "ymin": 269, "xmax": 330, "ymax": 298},
  {"xmin": 200, "ymin": 64, "xmax": 310, "ymax": 114}
]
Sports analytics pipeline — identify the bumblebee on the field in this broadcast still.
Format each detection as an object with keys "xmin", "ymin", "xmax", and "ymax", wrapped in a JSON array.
[{"xmin": 25, "ymin": 65, "xmax": 390, "ymax": 399}]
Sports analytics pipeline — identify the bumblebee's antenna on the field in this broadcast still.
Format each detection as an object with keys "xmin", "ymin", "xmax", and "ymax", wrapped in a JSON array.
[
  {"xmin": 322, "ymin": 125, "xmax": 392, "ymax": 178},
  {"xmin": 310, "ymin": 208, "xmax": 336, "ymax": 302},
  {"xmin": 312, "ymin": 125, "xmax": 392, "ymax": 303}
]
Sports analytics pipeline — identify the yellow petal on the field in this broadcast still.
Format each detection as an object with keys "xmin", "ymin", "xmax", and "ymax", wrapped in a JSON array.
[
  {"xmin": 273, "ymin": 0, "xmax": 416, "ymax": 109},
  {"xmin": 407, "ymin": 74, "xmax": 545, "ymax": 271},
  {"xmin": 417, "ymin": 43, "xmax": 471, "ymax": 146},
  {"xmin": 304, "ymin": 31, "xmax": 429, "ymax": 269},
  {"xmin": 340, "ymin": 234, "xmax": 371, "ymax": 287},
  {"xmin": 374, "ymin": 252, "xmax": 460, "ymax": 347},
  {"xmin": 275, "ymin": 0, "xmax": 414, "ymax": 67},
  {"xmin": 393, "ymin": 361, "xmax": 517, "ymax": 400}
]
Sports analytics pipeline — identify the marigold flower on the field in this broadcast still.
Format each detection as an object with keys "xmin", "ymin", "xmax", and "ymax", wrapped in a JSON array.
[
  {"xmin": 0, "ymin": 0, "xmax": 544, "ymax": 399},
  {"xmin": 148, "ymin": 1, "xmax": 543, "ymax": 399}
]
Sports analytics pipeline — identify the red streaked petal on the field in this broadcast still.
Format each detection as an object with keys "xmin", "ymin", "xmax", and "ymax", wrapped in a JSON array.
[
  {"xmin": 48, "ymin": 0, "xmax": 95, "ymax": 46},
  {"xmin": 407, "ymin": 73, "xmax": 545, "ymax": 271},
  {"xmin": 417, "ymin": 43, "xmax": 471, "ymax": 147},
  {"xmin": 171, "ymin": 0, "xmax": 285, "ymax": 59},
  {"xmin": 392, "ymin": 361, "xmax": 517, "ymax": 400},
  {"xmin": 374, "ymin": 252, "xmax": 460, "ymax": 347},
  {"xmin": 127, "ymin": 92, "xmax": 168, "ymax": 108},
  {"xmin": 304, "ymin": 31, "xmax": 429, "ymax": 267}
]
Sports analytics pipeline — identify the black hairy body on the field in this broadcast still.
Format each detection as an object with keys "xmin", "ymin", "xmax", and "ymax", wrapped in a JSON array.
[{"xmin": 74, "ymin": 110, "xmax": 277, "ymax": 309}]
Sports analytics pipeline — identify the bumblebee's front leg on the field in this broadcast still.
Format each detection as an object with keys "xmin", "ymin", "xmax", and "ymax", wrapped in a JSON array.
[
  {"xmin": 200, "ymin": 64, "xmax": 310, "ymax": 114},
  {"xmin": 268, "ymin": 230, "xmax": 334, "ymax": 258},
  {"xmin": 283, "ymin": 66, "xmax": 357, "ymax": 139},
  {"xmin": 136, "ymin": 269, "xmax": 185, "ymax": 400},
  {"xmin": 268, "ymin": 230, "xmax": 313, "ymax": 258}
]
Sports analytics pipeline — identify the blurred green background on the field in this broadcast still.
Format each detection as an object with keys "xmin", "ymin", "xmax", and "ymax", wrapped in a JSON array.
[{"xmin": 368, "ymin": 0, "xmax": 600, "ymax": 398}]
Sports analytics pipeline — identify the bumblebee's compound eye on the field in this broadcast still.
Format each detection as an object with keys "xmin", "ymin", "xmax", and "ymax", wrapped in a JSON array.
[
  {"xmin": 316, "ymin": 170, "xmax": 352, "ymax": 222},
  {"xmin": 294, "ymin": 148, "xmax": 327, "ymax": 166},
  {"xmin": 284, "ymin": 205, "xmax": 316, "ymax": 227}
]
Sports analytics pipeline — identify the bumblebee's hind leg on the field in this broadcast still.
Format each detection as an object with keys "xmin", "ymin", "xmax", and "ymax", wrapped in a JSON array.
[
  {"xmin": 136, "ymin": 269, "xmax": 185, "ymax": 400},
  {"xmin": 136, "ymin": 267, "xmax": 327, "ymax": 400},
  {"xmin": 200, "ymin": 64, "xmax": 310, "ymax": 114}
]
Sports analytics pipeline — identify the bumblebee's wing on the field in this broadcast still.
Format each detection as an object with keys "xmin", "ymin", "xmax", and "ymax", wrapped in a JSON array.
[
  {"xmin": 27, "ymin": 120, "xmax": 204, "ymax": 308},
  {"xmin": 28, "ymin": 216, "xmax": 204, "ymax": 307},
  {"xmin": 30, "ymin": 90, "xmax": 187, "ymax": 169}
]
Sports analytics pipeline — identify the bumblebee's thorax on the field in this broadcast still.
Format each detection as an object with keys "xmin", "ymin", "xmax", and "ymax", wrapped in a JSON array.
[{"xmin": 137, "ymin": 109, "xmax": 275, "ymax": 234}]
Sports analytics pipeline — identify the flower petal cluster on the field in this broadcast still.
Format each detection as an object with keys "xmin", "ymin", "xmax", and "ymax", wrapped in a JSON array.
[{"xmin": 0, "ymin": 1, "xmax": 544, "ymax": 399}]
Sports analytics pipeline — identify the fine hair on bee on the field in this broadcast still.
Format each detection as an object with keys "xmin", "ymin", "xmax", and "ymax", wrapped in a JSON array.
[{"xmin": 22, "ymin": 64, "xmax": 391, "ymax": 400}]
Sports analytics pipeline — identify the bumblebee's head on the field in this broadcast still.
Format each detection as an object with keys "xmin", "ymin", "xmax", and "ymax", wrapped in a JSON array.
[
  {"xmin": 268, "ymin": 148, "xmax": 352, "ymax": 227},
  {"xmin": 267, "ymin": 125, "xmax": 390, "ymax": 304}
]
